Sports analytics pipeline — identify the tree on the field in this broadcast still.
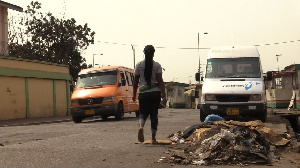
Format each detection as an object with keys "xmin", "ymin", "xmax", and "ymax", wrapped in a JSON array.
[{"xmin": 8, "ymin": 1, "xmax": 95, "ymax": 82}]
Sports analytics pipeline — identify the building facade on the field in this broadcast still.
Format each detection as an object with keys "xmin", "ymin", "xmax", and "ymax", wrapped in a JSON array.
[
  {"xmin": 0, "ymin": 2, "xmax": 72, "ymax": 121},
  {"xmin": 266, "ymin": 64, "xmax": 300, "ymax": 109},
  {"xmin": 0, "ymin": 56, "xmax": 71, "ymax": 120},
  {"xmin": 0, "ymin": 1, "xmax": 23, "ymax": 56},
  {"xmin": 165, "ymin": 82, "xmax": 189, "ymax": 108}
]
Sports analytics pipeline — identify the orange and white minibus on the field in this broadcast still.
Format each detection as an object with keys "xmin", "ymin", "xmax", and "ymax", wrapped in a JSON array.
[{"xmin": 70, "ymin": 66, "xmax": 139, "ymax": 123}]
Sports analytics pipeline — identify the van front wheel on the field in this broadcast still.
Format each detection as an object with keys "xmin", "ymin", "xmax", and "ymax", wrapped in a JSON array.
[
  {"xmin": 200, "ymin": 108, "xmax": 207, "ymax": 122},
  {"xmin": 115, "ymin": 102, "xmax": 124, "ymax": 120},
  {"xmin": 259, "ymin": 109, "xmax": 267, "ymax": 122}
]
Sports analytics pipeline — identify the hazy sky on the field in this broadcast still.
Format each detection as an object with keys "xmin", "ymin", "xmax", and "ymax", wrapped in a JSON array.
[{"xmin": 7, "ymin": 0, "xmax": 300, "ymax": 83}]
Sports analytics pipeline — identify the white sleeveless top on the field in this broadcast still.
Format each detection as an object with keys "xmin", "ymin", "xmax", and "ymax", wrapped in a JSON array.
[{"xmin": 134, "ymin": 60, "xmax": 162, "ymax": 93}]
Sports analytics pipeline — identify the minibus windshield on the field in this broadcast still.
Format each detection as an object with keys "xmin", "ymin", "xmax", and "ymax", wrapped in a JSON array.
[
  {"xmin": 205, "ymin": 57, "xmax": 261, "ymax": 78},
  {"xmin": 76, "ymin": 70, "xmax": 118, "ymax": 88}
]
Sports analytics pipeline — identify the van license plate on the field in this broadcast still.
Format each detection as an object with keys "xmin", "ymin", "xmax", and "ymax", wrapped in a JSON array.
[
  {"xmin": 226, "ymin": 108, "xmax": 239, "ymax": 115},
  {"xmin": 85, "ymin": 109, "xmax": 95, "ymax": 115}
]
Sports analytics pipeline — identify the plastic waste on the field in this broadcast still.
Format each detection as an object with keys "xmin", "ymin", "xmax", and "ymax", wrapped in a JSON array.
[
  {"xmin": 192, "ymin": 160, "xmax": 205, "ymax": 165},
  {"xmin": 204, "ymin": 114, "xmax": 224, "ymax": 123}
]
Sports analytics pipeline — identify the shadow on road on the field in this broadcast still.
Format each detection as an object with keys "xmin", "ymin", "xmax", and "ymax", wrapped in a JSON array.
[{"xmin": 81, "ymin": 116, "xmax": 138, "ymax": 124}]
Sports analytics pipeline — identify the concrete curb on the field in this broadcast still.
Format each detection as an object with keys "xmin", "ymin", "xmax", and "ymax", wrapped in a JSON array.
[{"xmin": 0, "ymin": 117, "xmax": 73, "ymax": 127}]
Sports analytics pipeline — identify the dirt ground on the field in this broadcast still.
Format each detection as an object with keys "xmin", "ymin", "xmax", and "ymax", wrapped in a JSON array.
[{"xmin": 267, "ymin": 108, "xmax": 300, "ymax": 167}]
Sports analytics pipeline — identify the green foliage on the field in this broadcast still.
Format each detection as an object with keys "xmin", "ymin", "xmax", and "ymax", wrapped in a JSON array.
[{"xmin": 8, "ymin": 1, "xmax": 95, "ymax": 82}]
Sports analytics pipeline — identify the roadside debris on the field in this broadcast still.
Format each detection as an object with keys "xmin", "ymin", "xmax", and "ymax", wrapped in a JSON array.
[
  {"xmin": 204, "ymin": 114, "xmax": 224, "ymax": 123},
  {"xmin": 158, "ymin": 120, "xmax": 292, "ymax": 166}
]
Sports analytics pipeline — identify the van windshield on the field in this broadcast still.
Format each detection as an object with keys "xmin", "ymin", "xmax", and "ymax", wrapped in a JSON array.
[
  {"xmin": 76, "ymin": 70, "xmax": 118, "ymax": 88},
  {"xmin": 205, "ymin": 57, "xmax": 261, "ymax": 78}
]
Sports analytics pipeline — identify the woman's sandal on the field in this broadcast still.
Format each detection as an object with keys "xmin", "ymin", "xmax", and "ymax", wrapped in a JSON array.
[{"xmin": 151, "ymin": 140, "xmax": 158, "ymax": 144}]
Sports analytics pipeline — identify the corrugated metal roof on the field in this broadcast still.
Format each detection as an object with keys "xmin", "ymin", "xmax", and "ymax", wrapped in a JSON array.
[
  {"xmin": 0, "ymin": 55, "xmax": 68, "ymax": 67},
  {"xmin": 283, "ymin": 64, "xmax": 300, "ymax": 71},
  {"xmin": 165, "ymin": 82, "xmax": 189, "ymax": 87},
  {"xmin": 0, "ymin": 0, "xmax": 23, "ymax": 12}
]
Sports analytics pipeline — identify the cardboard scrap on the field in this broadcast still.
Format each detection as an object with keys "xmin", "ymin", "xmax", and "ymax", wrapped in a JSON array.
[
  {"xmin": 143, "ymin": 139, "xmax": 172, "ymax": 145},
  {"xmin": 256, "ymin": 126, "xmax": 290, "ymax": 146}
]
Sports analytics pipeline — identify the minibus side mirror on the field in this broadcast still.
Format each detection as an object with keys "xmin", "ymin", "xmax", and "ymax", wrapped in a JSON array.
[
  {"xmin": 266, "ymin": 71, "xmax": 272, "ymax": 81},
  {"xmin": 201, "ymin": 76, "xmax": 204, "ymax": 82}
]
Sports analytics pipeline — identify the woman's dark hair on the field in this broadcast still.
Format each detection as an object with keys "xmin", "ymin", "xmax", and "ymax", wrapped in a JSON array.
[{"xmin": 144, "ymin": 45, "xmax": 155, "ymax": 86}]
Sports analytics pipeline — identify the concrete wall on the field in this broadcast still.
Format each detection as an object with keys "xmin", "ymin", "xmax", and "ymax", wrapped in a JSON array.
[
  {"xmin": 184, "ymin": 89, "xmax": 195, "ymax": 109},
  {"xmin": 0, "ymin": 76, "xmax": 26, "ymax": 120},
  {"xmin": 0, "ymin": 56, "xmax": 71, "ymax": 120},
  {"xmin": 28, "ymin": 78, "xmax": 54, "ymax": 118},
  {"xmin": 56, "ymin": 80, "xmax": 68, "ymax": 116},
  {"xmin": 167, "ymin": 85, "xmax": 186, "ymax": 108}
]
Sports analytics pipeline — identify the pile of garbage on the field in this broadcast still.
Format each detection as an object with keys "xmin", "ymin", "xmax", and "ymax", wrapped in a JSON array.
[{"xmin": 158, "ymin": 120, "xmax": 291, "ymax": 166}]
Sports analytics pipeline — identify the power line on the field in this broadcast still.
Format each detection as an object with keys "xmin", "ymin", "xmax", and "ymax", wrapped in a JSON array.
[
  {"xmin": 97, "ymin": 39, "xmax": 300, "ymax": 49},
  {"xmin": 175, "ymin": 68, "xmax": 199, "ymax": 80},
  {"xmin": 97, "ymin": 41, "xmax": 210, "ymax": 49},
  {"xmin": 253, "ymin": 40, "xmax": 300, "ymax": 46}
]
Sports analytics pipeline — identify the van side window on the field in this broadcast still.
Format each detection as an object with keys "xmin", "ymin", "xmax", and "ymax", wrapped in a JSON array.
[{"xmin": 126, "ymin": 71, "xmax": 133, "ymax": 86}]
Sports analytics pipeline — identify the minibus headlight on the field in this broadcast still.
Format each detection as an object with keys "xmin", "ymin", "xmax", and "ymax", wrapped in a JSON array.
[
  {"xmin": 71, "ymin": 100, "xmax": 79, "ymax": 106},
  {"xmin": 103, "ymin": 97, "xmax": 115, "ymax": 102},
  {"xmin": 205, "ymin": 94, "xmax": 216, "ymax": 101},
  {"xmin": 250, "ymin": 94, "xmax": 261, "ymax": 101}
]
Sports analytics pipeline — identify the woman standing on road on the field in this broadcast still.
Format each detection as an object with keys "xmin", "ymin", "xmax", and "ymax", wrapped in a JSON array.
[{"xmin": 132, "ymin": 45, "xmax": 167, "ymax": 144}]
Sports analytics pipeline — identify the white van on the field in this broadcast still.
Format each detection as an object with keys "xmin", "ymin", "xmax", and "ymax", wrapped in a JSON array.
[{"xmin": 196, "ymin": 46, "xmax": 267, "ymax": 122}]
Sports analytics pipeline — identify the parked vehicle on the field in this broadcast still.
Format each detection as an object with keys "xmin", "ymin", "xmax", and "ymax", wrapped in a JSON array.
[
  {"xmin": 70, "ymin": 66, "xmax": 139, "ymax": 123},
  {"xmin": 196, "ymin": 46, "xmax": 267, "ymax": 122}
]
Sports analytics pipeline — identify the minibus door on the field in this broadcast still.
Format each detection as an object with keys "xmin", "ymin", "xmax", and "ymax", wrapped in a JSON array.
[
  {"xmin": 120, "ymin": 70, "xmax": 130, "ymax": 112},
  {"xmin": 125, "ymin": 71, "xmax": 135, "ymax": 112}
]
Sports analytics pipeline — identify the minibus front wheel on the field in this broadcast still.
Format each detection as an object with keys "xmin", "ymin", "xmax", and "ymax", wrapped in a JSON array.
[
  {"xmin": 115, "ymin": 102, "xmax": 124, "ymax": 120},
  {"xmin": 200, "ymin": 107, "xmax": 207, "ymax": 122},
  {"xmin": 101, "ymin": 115, "xmax": 108, "ymax": 120},
  {"xmin": 72, "ymin": 116, "xmax": 83, "ymax": 123}
]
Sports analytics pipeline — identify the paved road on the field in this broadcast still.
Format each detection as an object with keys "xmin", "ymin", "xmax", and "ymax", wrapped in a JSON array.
[
  {"xmin": 0, "ymin": 109, "xmax": 200, "ymax": 167},
  {"xmin": 0, "ymin": 108, "xmax": 298, "ymax": 168}
]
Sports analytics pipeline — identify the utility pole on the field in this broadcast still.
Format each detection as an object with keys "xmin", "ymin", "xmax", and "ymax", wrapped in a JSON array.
[
  {"xmin": 276, "ymin": 54, "xmax": 282, "ymax": 72},
  {"xmin": 93, "ymin": 54, "xmax": 97, "ymax": 67},
  {"xmin": 131, "ymin": 44, "xmax": 135, "ymax": 69},
  {"xmin": 198, "ymin": 33, "xmax": 200, "ymax": 75},
  {"xmin": 198, "ymin": 32, "xmax": 208, "ymax": 82},
  {"xmin": 93, "ymin": 54, "xmax": 103, "ymax": 67}
]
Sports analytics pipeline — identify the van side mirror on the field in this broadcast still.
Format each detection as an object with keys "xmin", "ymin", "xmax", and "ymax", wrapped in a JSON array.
[
  {"xmin": 266, "ymin": 71, "xmax": 272, "ymax": 81},
  {"xmin": 195, "ymin": 73, "xmax": 204, "ymax": 82},
  {"xmin": 195, "ymin": 72, "xmax": 200, "ymax": 81}
]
